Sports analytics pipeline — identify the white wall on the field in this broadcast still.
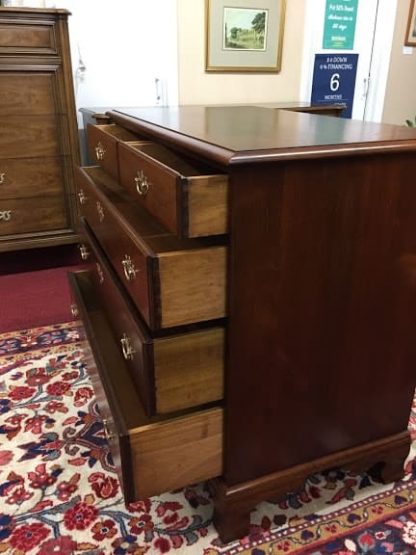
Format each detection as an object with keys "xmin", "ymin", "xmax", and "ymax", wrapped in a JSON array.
[{"xmin": 46, "ymin": 0, "xmax": 179, "ymax": 126}]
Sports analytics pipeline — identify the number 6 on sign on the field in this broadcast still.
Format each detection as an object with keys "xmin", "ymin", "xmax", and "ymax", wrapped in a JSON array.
[{"xmin": 330, "ymin": 73, "xmax": 340, "ymax": 92}]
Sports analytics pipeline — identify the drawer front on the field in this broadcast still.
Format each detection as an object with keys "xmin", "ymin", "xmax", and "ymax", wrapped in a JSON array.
[
  {"xmin": 103, "ymin": 223, "xmax": 226, "ymax": 329},
  {"xmin": 86, "ymin": 230, "xmax": 155, "ymax": 416},
  {"xmin": 0, "ymin": 196, "xmax": 67, "ymax": 236},
  {"xmin": 118, "ymin": 142, "xmax": 228, "ymax": 238},
  {"xmin": 87, "ymin": 124, "xmax": 119, "ymax": 180},
  {"xmin": 81, "ymin": 201, "xmax": 152, "ymax": 326},
  {"xmin": 118, "ymin": 142, "xmax": 179, "ymax": 234},
  {"xmin": 0, "ymin": 21, "xmax": 57, "ymax": 54},
  {"xmin": 0, "ymin": 157, "xmax": 64, "ymax": 200},
  {"xmin": 87, "ymin": 124, "xmax": 143, "ymax": 180},
  {"xmin": 0, "ymin": 73, "xmax": 56, "ymax": 116},
  {"xmin": 0, "ymin": 115, "xmax": 63, "ymax": 159},
  {"xmin": 68, "ymin": 271, "xmax": 223, "ymax": 502}
]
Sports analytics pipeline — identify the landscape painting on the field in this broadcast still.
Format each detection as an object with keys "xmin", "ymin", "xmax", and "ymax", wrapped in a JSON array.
[
  {"xmin": 223, "ymin": 7, "xmax": 268, "ymax": 51},
  {"xmin": 205, "ymin": 0, "xmax": 285, "ymax": 72}
]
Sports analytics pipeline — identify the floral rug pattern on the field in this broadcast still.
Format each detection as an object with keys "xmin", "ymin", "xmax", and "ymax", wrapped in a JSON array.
[{"xmin": 1, "ymin": 322, "xmax": 416, "ymax": 554}]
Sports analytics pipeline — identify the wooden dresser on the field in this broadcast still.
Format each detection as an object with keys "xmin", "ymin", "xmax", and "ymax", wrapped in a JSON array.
[
  {"xmin": 0, "ymin": 7, "xmax": 79, "ymax": 252},
  {"xmin": 70, "ymin": 105, "xmax": 416, "ymax": 542}
]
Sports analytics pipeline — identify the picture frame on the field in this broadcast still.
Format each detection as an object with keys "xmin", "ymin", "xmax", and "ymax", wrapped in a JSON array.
[
  {"xmin": 205, "ymin": 0, "xmax": 286, "ymax": 72},
  {"xmin": 405, "ymin": 0, "xmax": 416, "ymax": 46}
]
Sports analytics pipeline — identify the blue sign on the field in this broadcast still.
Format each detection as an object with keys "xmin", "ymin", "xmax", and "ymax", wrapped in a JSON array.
[{"xmin": 311, "ymin": 53, "xmax": 358, "ymax": 118}]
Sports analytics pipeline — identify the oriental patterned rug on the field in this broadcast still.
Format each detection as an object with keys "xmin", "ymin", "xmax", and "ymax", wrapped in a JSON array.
[{"xmin": 1, "ymin": 322, "xmax": 416, "ymax": 555}]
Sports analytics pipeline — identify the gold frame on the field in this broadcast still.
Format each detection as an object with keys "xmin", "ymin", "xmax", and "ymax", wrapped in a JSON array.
[
  {"xmin": 205, "ymin": 0, "xmax": 286, "ymax": 72},
  {"xmin": 405, "ymin": 0, "xmax": 416, "ymax": 46}
]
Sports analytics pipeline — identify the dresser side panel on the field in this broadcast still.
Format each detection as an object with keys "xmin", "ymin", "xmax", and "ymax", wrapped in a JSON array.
[{"xmin": 225, "ymin": 152, "xmax": 416, "ymax": 484}]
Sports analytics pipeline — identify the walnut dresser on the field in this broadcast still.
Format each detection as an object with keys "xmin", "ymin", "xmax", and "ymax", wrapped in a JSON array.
[
  {"xmin": 70, "ymin": 105, "xmax": 416, "ymax": 542},
  {"xmin": 0, "ymin": 7, "xmax": 79, "ymax": 252}
]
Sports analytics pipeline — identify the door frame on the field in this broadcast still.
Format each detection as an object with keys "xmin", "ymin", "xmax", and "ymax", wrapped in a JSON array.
[{"xmin": 300, "ymin": 0, "xmax": 398, "ymax": 122}]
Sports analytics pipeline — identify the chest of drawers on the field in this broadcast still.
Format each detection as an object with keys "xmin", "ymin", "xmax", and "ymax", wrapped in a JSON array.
[
  {"xmin": 70, "ymin": 105, "xmax": 416, "ymax": 542},
  {"xmin": 0, "ymin": 7, "xmax": 79, "ymax": 251}
]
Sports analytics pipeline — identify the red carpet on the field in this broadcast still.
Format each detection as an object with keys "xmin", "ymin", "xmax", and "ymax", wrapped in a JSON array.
[{"xmin": 0, "ymin": 265, "xmax": 80, "ymax": 333}]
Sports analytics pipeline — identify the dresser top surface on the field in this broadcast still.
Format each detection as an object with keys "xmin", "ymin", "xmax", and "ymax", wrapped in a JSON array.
[{"xmin": 110, "ymin": 105, "xmax": 416, "ymax": 166}]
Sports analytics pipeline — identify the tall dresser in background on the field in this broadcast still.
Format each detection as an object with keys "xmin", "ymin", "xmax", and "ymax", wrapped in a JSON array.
[{"xmin": 0, "ymin": 7, "xmax": 79, "ymax": 252}]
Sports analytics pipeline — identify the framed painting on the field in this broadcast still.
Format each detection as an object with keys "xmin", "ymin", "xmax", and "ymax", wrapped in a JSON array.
[
  {"xmin": 205, "ymin": 0, "xmax": 286, "ymax": 72},
  {"xmin": 405, "ymin": 0, "xmax": 416, "ymax": 46}
]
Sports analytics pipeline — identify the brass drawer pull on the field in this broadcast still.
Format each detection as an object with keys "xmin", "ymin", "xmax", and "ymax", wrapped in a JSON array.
[
  {"xmin": 134, "ymin": 170, "xmax": 150, "ymax": 196},
  {"xmin": 0, "ymin": 172, "xmax": 6, "ymax": 185},
  {"xmin": 96, "ymin": 262, "xmax": 104, "ymax": 284},
  {"xmin": 95, "ymin": 141, "xmax": 106, "ymax": 161},
  {"xmin": 121, "ymin": 254, "xmax": 138, "ymax": 281},
  {"xmin": 78, "ymin": 243, "xmax": 90, "ymax": 260},
  {"xmin": 120, "ymin": 333, "xmax": 135, "ymax": 360},
  {"xmin": 96, "ymin": 201, "xmax": 105, "ymax": 222},
  {"xmin": 0, "ymin": 210, "xmax": 12, "ymax": 221},
  {"xmin": 78, "ymin": 189, "xmax": 87, "ymax": 205},
  {"xmin": 70, "ymin": 303, "xmax": 79, "ymax": 318},
  {"xmin": 102, "ymin": 419, "xmax": 115, "ymax": 441}
]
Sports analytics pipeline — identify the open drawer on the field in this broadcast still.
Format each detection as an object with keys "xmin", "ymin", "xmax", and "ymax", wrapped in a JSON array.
[
  {"xmin": 87, "ymin": 123, "xmax": 149, "ymax": 180},
  {"xmin": 80, "ymin": 216, "xmax": 225, "ymax": 417},
  {"xmin": 118, "ymin": 141, "xmax": 228, "ymax": 238},
  {"xmin": 76, "ymin": 166, "xmax": 227, "ymax": 330},
  {"xmin": 69, "ymin": 270, "xmax": 223, "ymax": 502}
]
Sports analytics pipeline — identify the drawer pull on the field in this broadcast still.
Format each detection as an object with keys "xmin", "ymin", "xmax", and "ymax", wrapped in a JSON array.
[
  {"xmin": 0, "ymin": 172, "xmax": 6, "ymax": 185},
  {"xmin": 70, "ymin": 303, "xmax": 79, "ymax": 318},
  {"xmin": 120, "ymin": 333, "xmax": 135, "ymax": 360},
  {"xmin": 78, "ymin": 189, "xmax": 88, "ymax": 205},
  {"xmin": 96, "ymin": 262, "xmax": 104, "ymax": 284},
  {"xmin": 78, "ymin": 244, "xmax": 90, "ymax": 260},
  {"xmin": 95, "ymin": 142, "xmax": 106, "ymax": 161},
  {"xmin": 96, "ymin": 201, "xmax": 105, "ymax": 222},
  {"xmin": 122, "ymin": 254, "xmax": 138, "ymax": 281},
  {"xmin": 134, "ymin": 170, "xmax": 150, "ymax": 196},
  {"xmin": 102, "ymin": 419, "xmax": 115, "ymax": 441},
  {"xmin": 0, "ymin": 210, "xmax": 12, "ymax": 221}
]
